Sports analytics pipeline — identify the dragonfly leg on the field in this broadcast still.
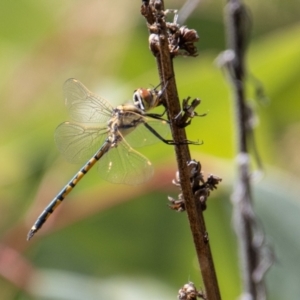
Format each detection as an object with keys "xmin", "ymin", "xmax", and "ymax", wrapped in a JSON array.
[
  {"xmin": 143, "ymin": 123, "xmax": 201, "ymax": 145},
  {"xmin": 146, "ymin": 110, "xmax": 168, "ymax": 120}
]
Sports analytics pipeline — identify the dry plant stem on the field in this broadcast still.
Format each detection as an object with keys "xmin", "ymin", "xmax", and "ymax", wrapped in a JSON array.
[
  {"xmin": 143, "ymin": 2, "xmax": 221, "ymax": 299},
  {"xmin": 225, "ymin": 0, "xmax": 264, "ymax": 298}
]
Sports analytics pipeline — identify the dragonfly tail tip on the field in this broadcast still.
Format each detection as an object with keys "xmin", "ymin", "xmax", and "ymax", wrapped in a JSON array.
[{"xmin": 27, "ymin": 229, "xmax": 36, "ymax": 241}]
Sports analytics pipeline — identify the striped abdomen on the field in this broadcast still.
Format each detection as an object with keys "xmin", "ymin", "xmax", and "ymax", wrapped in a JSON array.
[{"xmin": 27, "ymin": 140, "xmax": 111, "ymax": 240}]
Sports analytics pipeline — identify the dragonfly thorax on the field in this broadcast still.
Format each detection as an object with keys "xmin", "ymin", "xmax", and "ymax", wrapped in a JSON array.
[{"xmin": 109, "ymin": 105, "xmax": 145, "ymax": 143}]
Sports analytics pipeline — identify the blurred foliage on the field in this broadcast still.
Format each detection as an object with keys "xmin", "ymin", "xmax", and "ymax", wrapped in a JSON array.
[{"xmin": 0, "ymin": 0, "xmax": 300, "ymax": 299}]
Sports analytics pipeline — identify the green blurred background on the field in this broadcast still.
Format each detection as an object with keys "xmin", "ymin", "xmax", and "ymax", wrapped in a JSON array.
[{"xmin": 0, "ymin": 0, "xmax": 300, "ymax": 299}]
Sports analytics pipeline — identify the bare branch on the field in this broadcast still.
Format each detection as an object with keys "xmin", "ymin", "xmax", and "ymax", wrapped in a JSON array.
[
  {"xmin": 219, "ymin": 0, "xmax": 274, "ymax": 299},
  {"xmin": 141, "ymin": 1, "xmax": 221, "ymax": 299}
]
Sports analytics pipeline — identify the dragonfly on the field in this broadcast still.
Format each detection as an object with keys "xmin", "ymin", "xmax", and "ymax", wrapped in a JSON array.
[{"xmin": 27, "ymin": 78, "xmax": 174, "ymax": 241}]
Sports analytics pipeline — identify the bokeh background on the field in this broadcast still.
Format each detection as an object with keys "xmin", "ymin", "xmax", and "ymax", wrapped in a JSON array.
[{"xmin": 0, "ymin": 0, "xmax": 300, "ymax": 299}]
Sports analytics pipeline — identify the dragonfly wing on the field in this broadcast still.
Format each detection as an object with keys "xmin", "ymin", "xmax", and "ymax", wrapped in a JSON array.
[
  {"xmin": 97, "ymin": 140, "xmax": 153, "ymax": 185},
  {"xmin": 63, "ymin": 78, "xmax": 114, "ymax": 123},
  {"xmin": 124, "ymin": 116, "xmax": 170, "ymax": 148},
  {"xmin": 55, "ymin": 122, "xmax": 108, "ymax": 164}
]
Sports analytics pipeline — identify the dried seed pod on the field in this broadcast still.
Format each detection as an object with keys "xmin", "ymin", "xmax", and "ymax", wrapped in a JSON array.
[
  {"xmin": 178, "ymin": 282, "xmax": 206, "ymax": 300},
  {"xmin": 179, "ymin": 26, "xmax": 199, "ymax": 44},
  {"xmin": 149, "ymin": 33, "xmax": 160, "ymax": 56}
]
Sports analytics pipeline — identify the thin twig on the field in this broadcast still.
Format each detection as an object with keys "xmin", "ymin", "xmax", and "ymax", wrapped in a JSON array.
[
  {"xmin": 141, "ymin": 1, "xmax": 221, "ymax": 299},
  {"xmin": 220, "ymin": 0, "xmax": 273, "ymax": 299}
]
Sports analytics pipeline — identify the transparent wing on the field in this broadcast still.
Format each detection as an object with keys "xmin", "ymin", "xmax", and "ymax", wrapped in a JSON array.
[
  {"xmin": 55, "ymin": 122, "xmax": 109, "ymax": 164},
  {"xmin": 97, "ymin": 140, "xmax": 154, "ymax": 185},
  {"xmin": 124, "ymin": 117, "xmax": 171, "ymax": 148},
  {"xmin": 63, "ymin": 78, "xmax": 114, "ymax": 123}
]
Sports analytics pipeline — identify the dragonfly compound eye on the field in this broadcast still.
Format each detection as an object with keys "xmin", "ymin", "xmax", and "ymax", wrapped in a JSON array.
[
  {"xmin": 133, "ymin": 90, "xmax": 145, "ymax": 111},
  {"xmin": 136, "ymin": 88, "xmax": 160, "ymax": 112},
  {"xmin": 134, "ymin": 88, "xmax": 156, "ymax": 112}
]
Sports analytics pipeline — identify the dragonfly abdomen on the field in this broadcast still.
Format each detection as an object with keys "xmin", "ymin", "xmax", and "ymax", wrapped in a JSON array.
[{"xmin": 27, "ymin": 140, "xmax": 111, "ymax": 240}]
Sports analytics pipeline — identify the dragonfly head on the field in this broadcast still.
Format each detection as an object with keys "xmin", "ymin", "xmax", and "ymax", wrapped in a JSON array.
[{"xmin": 133, "ymin": 88, "xmax": 162, "ymax": 112}]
